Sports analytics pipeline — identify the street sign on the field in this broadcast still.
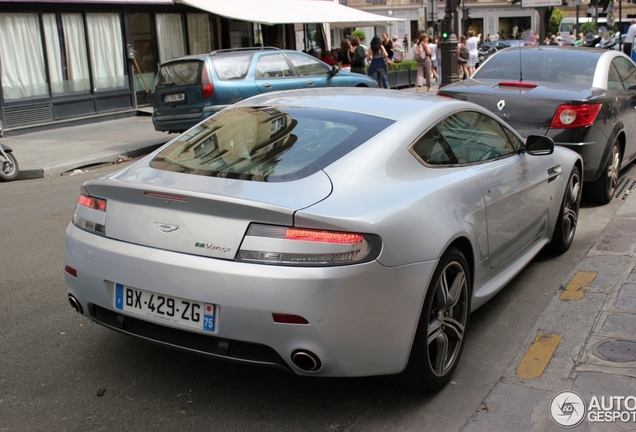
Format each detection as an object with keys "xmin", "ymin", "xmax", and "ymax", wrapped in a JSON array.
[
  {"xmin": 607, "ymin": 12, "xmax": 615, "ymax": 27},
  {"xmin": 418, "ymin": 7, "xmax": 426, "ymax": 31}
]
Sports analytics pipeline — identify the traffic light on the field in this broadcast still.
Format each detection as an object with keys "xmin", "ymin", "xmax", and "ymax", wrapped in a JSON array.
[{"xmin": 441, "ymin": 17, "xmax": 451, "ymax": 40}]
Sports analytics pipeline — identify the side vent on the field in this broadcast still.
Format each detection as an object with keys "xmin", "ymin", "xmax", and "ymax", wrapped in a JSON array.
[{"xmin": 2, "ymin": 105, "xmax": 52, "ymax": 128}]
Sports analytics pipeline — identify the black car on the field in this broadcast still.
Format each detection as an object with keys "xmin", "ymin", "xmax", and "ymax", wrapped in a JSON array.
[{"xmin": 439, "ymin": 47, "xmax": 636, "ymax": 204}]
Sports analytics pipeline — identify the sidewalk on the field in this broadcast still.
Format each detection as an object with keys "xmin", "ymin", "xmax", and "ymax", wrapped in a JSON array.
[{"xmin": 2, "ymin": 112, "xmax": 168, "ymax": 180}]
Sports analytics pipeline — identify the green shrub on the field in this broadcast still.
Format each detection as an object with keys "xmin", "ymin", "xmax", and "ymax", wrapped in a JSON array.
[
  {"xmin": 351, "ymin": 29, "xmax": 366, "ymax": 42},
  {"xmin": 388, "ymin": 60, "xmax": 418, "ymax": 72}
]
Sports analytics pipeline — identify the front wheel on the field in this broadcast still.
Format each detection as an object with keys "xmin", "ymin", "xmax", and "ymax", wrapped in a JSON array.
[
  {"xmin": 0, "ymin": 150, "xmax": 18, "ymax": 181},
  {"xmin": 393, "ymin": 247, "xmax": 471, "ymax": 391},
  {"xmin": 585, "ymin": 141, "xmax": 620, "ymax": 204},
  {"xmin": 549, "ymin": 166, "xmax": 582, "ymax": 254}
]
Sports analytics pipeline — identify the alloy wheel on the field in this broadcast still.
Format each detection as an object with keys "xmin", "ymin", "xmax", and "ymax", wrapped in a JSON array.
[
  {"xmin": 427, "ymin": 261, "xmax": 469, "ymax": 377},
  {"xmin": 607, "ymin": 144, "xmax": 620, "ymax": 198},
  {"xmin": 562, "ymin": 169, "xmax": 581, "ymax": 245}
]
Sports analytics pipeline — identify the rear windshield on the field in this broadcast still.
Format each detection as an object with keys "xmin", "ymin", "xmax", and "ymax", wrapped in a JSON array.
[
  {"xmin": 150, "ymin": 106, "xmax": 394, "ymax": 182},
  {"xmin": 473, "ymin": 48, "xmax": 599, "ymax": 86},
  {"xmin": 211, "ymin": 53, "xmax": 252, "ymax": 80},
  {"xmin": 155, "ymin": 61, "xmax": 202, "ymax": 86}
]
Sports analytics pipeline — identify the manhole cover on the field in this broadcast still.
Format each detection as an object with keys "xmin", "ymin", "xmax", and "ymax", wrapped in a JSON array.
[{"xmin": 596, "ymin": 339, "xmax": 636, "ymax": 362}]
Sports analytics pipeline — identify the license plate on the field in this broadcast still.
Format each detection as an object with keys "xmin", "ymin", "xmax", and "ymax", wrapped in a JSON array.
[
  {"xmin": 114, "ymin": 283, "xmax": 215, "ymax": 332},
  {"xmin": 164, "ymin": 93, "xmax": 185, "ymax": 102}
]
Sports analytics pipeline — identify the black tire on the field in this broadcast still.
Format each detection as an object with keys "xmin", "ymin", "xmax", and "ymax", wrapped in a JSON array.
[
  {"xmin": 392, "ymin": 247, "xmax": 471, "ymax": 391},
  {"xmin": 549, "ymin": 166, "xmax": 582, "ymax": 254},
  {"xmin": 0, "ymin": 150, "xmax": 18, "ymax": 182},
  {"xmin": 585, "ymin": 141, "xmax": 620, "ymax": 204}
]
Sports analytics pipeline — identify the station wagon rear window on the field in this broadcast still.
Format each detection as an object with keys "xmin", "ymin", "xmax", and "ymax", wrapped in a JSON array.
[
  {"xmin": 155, "ymin": 61, "xmax": 202, "ymax": 86},
  {"xmin": 150, "ymin": 107, "xmax": 393, "ymax": 182}
]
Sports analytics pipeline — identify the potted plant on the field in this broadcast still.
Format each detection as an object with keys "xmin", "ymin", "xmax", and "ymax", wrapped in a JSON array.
[{"xmin": 387, "ymin": 60, "xmax": 417, "ymax": 89}]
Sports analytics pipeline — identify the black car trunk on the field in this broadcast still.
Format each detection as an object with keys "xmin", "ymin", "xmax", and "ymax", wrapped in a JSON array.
[{"xmin": 440, "ymin": 79, "xmax": 604, "ymax": 136}]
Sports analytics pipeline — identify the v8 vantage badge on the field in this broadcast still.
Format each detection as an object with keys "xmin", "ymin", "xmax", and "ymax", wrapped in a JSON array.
[{"xmin": 550, "ymin": 391, "xmax": 586, "ymax": 428}]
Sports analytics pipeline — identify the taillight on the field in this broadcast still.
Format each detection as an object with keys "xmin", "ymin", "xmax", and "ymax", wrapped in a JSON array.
[
  {"xmin": 72, "ymin": 193, "xmax": 106, "ymax": 235},
  {"xmin": 236, "ymin": 224, "xmax": 381, "ymax": 266},
  {"xmin": 201, "ymin": 65, "xmax": 214, "ymax": 99},
  {"xmin": 549, "ymin": 104, "xmax": 602, "ymax": 129}
]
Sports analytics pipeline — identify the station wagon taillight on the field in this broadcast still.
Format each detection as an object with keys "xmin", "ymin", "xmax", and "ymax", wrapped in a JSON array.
[
  {"xmin": 201, "ymin": 65, "xmax": 214, "ymax": 99},
  {"xmin": 549, "ymin": 104, "xmax": 602, "ymax": 129}
]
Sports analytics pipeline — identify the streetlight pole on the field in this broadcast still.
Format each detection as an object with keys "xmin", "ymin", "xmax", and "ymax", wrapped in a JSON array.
[{"xmin": 440, "ymin": 0, "xmax": 460, "ymax": 86}]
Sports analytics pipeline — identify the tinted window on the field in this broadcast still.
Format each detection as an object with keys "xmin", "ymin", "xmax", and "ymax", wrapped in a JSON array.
[
  {"xmin": 473, "ymin": 49, "xmax": 598, "ymax": 86},
  {"xmin": 286, "ymin": 52, "xmax": 331, "ymax": 76},
  {"xmin": 608, "ymin": 62, "xmax": 624, "ymax": 90},
  {"xmin": 613, "ymin": 57, "xmax": 636, "ymax": 90},
  {"xmin": 256, "ymin": 54, "xmax": 294, "ymax": 78},
  {"xmin": 412, "ymin": 111, "xmax": 516, "ymax": 166},
  {"xmin": 211, "ymin": 53, "xmax": 252, "ymax": 80},
  {"xmin": 150, "ymin": 107, "xmax": 394, "ymax": 182},
  {"xmin": 155, "ymin": 61, "xmax": 201, "ymax": 86}
]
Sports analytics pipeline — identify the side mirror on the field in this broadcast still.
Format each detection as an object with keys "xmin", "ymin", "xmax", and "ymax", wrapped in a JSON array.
[
  {"xmin": 525, "ymin": 135, "xmax": 554, "ymax": 155},
  {"xmin": 328, "ymin": 66, "xmax": 338, "ymax": 81}
]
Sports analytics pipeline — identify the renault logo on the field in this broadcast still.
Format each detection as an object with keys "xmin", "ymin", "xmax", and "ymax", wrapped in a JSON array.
[
  {"xmin": 497, "ymin": 100, "xmax": 506, "ymax": 111},
  {"xmin": 154, "ymin": 222, "xmax": 179, "ymax": 233}
]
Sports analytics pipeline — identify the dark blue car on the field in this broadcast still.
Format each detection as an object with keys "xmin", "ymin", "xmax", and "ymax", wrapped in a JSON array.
[{"xmin": 152, "ymin": 47, "xmax": 378, "ymax": 133}]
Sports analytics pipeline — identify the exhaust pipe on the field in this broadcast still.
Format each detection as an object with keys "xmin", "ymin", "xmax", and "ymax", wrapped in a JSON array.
[
  {"xmin": 68, "ymin": 295, "xmax": 83, "ymax": 314},
  {"xmin": 291, "ymin": 350, "xmax": 321, "ymax": 372}
]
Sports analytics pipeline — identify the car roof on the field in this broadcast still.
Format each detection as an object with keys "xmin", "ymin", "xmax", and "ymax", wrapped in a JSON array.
[
  {"xmin": 231, "ymin": 87, "xmax": 468, "ymax": 121},
  {"xmin": 160, "ymin": 48, "xmax": 317, "ymax": 65}
]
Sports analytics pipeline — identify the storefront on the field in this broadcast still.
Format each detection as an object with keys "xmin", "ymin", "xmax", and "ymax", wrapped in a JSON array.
[{"xmin": 0, "ymin": 0, "xmax": 399, "ymax": 134}]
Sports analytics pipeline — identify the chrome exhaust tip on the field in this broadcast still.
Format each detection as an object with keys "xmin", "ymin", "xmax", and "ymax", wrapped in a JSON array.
[
  {"xmin": 68, "ymin": 295, "xmax": 83, "ymax": 314},
  {"xmin": 291, "ymin": 350, "xmax": 321, "ymax": 372}
]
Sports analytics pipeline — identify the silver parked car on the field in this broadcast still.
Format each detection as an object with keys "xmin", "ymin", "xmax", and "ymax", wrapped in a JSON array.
[{"xmin": 64, "ymin": 88, "xmax": 582, "ymax": 391}]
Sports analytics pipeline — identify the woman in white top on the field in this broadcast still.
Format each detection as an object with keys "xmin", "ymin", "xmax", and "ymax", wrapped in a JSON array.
[
  {"xmin": 466, "ymin": 30, "xmax": 481, "ymax": 76},
  {"xmin": 427, "ymin": 40, "xmax": 439, "ymax": 81}
]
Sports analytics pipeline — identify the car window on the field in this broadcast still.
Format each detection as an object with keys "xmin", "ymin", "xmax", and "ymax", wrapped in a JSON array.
[
  {"xmin": 613, "ymin": 57, "xmax": 636, "ymax": 91},
  {"xmin": 155, "ymin": 61, "xmax": 201, "ymax": 86},
  {"xmin": 473, "ymin": 49, "xmax": 598, "ymax": 86},
  {"xmin": 411, "ymin": 127, "xmax": 459, "ymax": 166},
  {"xmin": 608, "ymin": 62, "xmax": 624, "ymax": 90},
  {"xmin": 211, "ymin": 53, "xmax": 252, "ymax": 80},
  {"xmin": 256, "ymin": 54, "xmax": 294, "ymax": 79},
  {"xmin": 150, "ymin": 106, "xmax": 394, "ymax": 182},
  {"xmin": 497, "ymin": 42, "xmax": 509, "ymax": 50},
  {"xmin": 285, "ymin": 52, "xmax": 331, "ymax": 76}
]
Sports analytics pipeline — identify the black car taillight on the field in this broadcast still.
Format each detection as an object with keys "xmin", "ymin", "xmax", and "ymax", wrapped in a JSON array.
[
  {"xmin": 549, "ymin": 104, "xmax": 602, "ymax": 129},
  {"xmin": 202, "ymin": 65, "xmax": 214, "ymax": 99}
]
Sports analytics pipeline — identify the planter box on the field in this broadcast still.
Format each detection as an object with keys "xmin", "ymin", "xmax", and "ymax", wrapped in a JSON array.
[
  {"xmin": 409, "ymin": 69, "xmax": 418, "ymax": 86},
  {"xmin": 387, "ymin": 71, "xmax": 398, "ymax": 89},
  {"xmin": 395, "ymin": 70, "xmax": 410, "ymax": 88}
]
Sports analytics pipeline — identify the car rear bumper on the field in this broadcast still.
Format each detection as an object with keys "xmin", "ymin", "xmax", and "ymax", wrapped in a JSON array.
[{"xmin": 64, "ymin": 223, "xmax": 436, "ymax": 377}]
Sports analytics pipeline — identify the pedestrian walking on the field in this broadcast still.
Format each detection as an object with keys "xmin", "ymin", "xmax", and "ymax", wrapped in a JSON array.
[
  {"xmin": 367, "ymin": 35, "xmax": 390, "ymax": 88},
  {"xmin": 414, "ymin": 34, "xmax": 432, "ymax": 93},
  {"xmin": 350, "ymin": 36, "xmax": 367, "ymax": 75},
  {"xmin": 457, "ymin": 35, "xmax": 469, "ymax": 80}
]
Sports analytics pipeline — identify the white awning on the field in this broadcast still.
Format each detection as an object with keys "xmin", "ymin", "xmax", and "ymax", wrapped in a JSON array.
[{"xmin": 178, "ymin": 0, "xmax": 403, "ymax": 27}]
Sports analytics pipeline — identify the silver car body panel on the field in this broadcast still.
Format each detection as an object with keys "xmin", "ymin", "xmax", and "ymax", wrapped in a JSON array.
[{"xmin": 65, "ymin": 88, "xmax": 583, "ymax": 377}]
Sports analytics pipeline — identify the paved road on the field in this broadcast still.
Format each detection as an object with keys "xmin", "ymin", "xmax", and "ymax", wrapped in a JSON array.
[{"xmin": 1, "ymin": 162, "xmax": 632, "ymax": 431}]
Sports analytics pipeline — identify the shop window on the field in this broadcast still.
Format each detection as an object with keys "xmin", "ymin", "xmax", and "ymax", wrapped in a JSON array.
[
  {"xmin": 187, "ymin": 14, "xmax": 213, "ymax": 54},
  {"xmin": 43, "ymin": 13, "xmax": 91, "ymax": 96},
  {"xmin": 86, "ymin": 13, "xmax": 128, "ymax": 91},
  {"xmin": 156, "ymin": 14, "xmax": 186, "ymax": 63},
  {"xmin": 0, "ymin": 13, "xmax": 49, "ymax": 100}
]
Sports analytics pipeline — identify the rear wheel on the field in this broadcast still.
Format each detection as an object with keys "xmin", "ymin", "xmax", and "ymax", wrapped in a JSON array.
[
  {"xmin": 549, "ymin": 166, "xmax": 581, "ymax": 254},
  {"xmin": 0, "ymin": 150, "xmax": 18, "ymax": 181},
  {"xmin": 585, "ymin": 141, "xmax": 620, "ymax": 204},
  {"xmin": 393, "ymin": 248, "xmax": 471, "ymax": 391}
]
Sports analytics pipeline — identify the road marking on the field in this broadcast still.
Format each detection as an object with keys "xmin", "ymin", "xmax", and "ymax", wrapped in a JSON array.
[
  {"xmin": 560, "ymin": 271, "xmax": 596, "ymax": 301},
  {"xmin": 517, "ymin": 333, "xmax": 562, "ymax": 380}
]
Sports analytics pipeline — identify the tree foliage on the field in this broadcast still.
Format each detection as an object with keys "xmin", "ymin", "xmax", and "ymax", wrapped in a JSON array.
[
  {"xmin": 351, "ymin": 29, "xmax": 366, "ymax": 42},
  {"xmin": 549, "ymin": 8, "xmax": 566, "ymax": 36}
]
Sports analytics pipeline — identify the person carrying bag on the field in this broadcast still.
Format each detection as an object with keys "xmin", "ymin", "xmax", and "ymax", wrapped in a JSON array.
[{"xmin": 414, "ymin": 34, "xmax": 432, "ymax": 93}]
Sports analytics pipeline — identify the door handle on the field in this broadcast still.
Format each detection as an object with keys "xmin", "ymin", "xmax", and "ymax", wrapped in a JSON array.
[
  {"xmin": 306, "ymin": 81, "xmax": 315, "ymax": 86},
  {"xmin": 263, "ymin": 83, "xmax": 271, "ymax": 88}
]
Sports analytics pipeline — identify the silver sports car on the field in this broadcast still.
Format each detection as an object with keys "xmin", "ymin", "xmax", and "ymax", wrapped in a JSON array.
[{"xmin": 64, "ymin": 88, "xmax": 582, "ymax": 391}]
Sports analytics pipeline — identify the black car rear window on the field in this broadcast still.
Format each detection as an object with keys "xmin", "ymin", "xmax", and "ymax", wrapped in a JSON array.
[
  {"xmin": 155, "ymin": 61, "xmax": 202, "ymax": 86},
  {"xmin": 211, "ymin": 53, "xmax": 252, "ymax": 80},
  {"xmin": 473, "ymin": 48, "xmax": 599, "ymax": 86},
  {"xmin": 150, "ymin": 106, "xmax": 394, "ymax": 182}
]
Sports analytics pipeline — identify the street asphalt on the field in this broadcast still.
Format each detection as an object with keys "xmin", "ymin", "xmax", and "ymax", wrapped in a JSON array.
[{"xmin": 2, "ymin": 103, "xmax": 636, "ymax": 431}]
